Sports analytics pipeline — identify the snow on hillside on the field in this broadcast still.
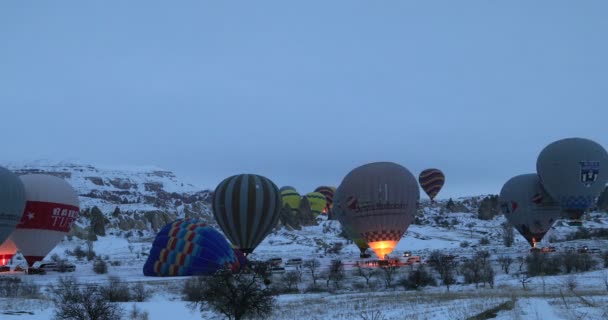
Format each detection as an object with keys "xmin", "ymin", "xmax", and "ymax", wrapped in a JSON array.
[{"xmin": 0, "ymin": 161, "xmax": 607, "ymax": 319}]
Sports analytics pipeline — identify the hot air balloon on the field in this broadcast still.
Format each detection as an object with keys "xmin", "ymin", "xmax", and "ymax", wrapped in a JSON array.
[
  {"xmin": 314, "ymin": 186, "xmax": 336, "ymax": 215},
  {"xmin": 0, "ymin": 167, "xmax": 26, "ymax": 248},
  {"xmin": 8, "ymin": 174, "xmax": 79, "ymax": 266},
  {"xmin": 279, "ymin": 186, "xmax": 297, "ymax": 193},
  {"xmin": 305, "ymin": 192, "xmax": 327, "ymax": 217},
  {"xmin": 281, "ymin": 188, "xmax": 302, "ymax": 210},
  {"xmin": 143, "ymin": 219, "xmax": 243, "ymax": 276},
  {"xmin": 537, "ymin": 138, "xmax": 608, "ymax": 225},
  {"xmin": 333, "ymin": 162, "xmax": 420, "ymax": 259},
  {"xmin": 418, "ymin": 169, "xmax": 445, "ymax": 202},
  {"xmin": 499, "ymin": 174, "xmax": 563, "ymax": 247},
  {"xmin": 213, "ymin": 174, "xmax": 281, "ymax": 255}
]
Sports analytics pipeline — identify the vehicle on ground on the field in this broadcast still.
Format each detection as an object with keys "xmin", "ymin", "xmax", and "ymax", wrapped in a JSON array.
[
  {"xmin": 266, "ymin": 257, "xmax": 283, "ymax": 266},
  {"xmin": 270, "ymin": 266, "xmax": 286, "ymax": 274},
  {"xmin": 32, "ymin": 261, "xmax": 76, "ymax": 272}
]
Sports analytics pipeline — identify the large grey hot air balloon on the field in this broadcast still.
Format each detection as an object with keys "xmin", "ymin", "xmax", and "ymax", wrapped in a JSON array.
[
  {"xmin": 212, "ymin": 174, "xmax": 281, "ymax": 255},
  {"xmin": 0, "ymin": 167, "xmax": 26, "ymax": 246},
  {"xmin": 499, "ymin": 174, "xmax": 562, "ymax": 247},
  {"xmin": 537, "ymin": 138, "xmax": 608, "ymax": 225},
  {"xmin": 333, "ymin": 162, "xmax": 419, "ymax": 259},
  {"xmin": 9, "ymin": 174, "xmax": 79, "ymax": 266}
]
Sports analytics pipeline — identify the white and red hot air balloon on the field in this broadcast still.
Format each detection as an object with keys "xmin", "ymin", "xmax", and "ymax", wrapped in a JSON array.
[{"xmin": 0, "ymin": 174, "xmax": 79, "ymax": 266}]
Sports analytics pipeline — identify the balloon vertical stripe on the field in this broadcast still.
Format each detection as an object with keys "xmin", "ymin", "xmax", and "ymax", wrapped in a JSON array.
[{"xmin": 213, "ymin": 174, "xmax": 281, "ymax": 254}]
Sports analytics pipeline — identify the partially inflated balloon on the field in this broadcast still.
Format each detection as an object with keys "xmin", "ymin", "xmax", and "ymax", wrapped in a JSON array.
[
  {"xmin": 279, "ymin": 186, "xmax": 296, "ymax": 193},
  {"xmin": 213, "ymin": 174, "xmax": 281, "ymax": 254},
  {"xmin": 418, "ymin": 169, "xmax": 445, "ymax": 201},
  {"xmin": 334, "ymin": 162, "xmax": 419, "ymax": 259},
  {"xmin": 537, "ymin": 138, "xmax": 608, "ymax": 224},
  {"xmin": 305, "ymin": 192, "xmax": 327, "ymax": 216},
  {"xmin": 499, "ymin": 174, "xmax": 562, "ymax": 247},
  {"xmin": 9, "ymin": 174, "xmax": 79, "ymax": 266},
  {"xmin": 281, "ymin": 189, "xmax": 302, "ymax": 210},
  {"xmin": 314, "ymin": 186, "xmax": 336, "ymax": 214},
  {"xmin": 0, "ymin": 167, "xmax": 26, "ymax": 247},
  {"xmin": 143, "ymin": 219, "xmax": 242, "ymax": 276}
]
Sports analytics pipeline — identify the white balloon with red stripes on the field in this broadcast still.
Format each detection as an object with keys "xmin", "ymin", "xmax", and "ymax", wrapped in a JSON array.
[{"xmin": 9, "ymin": 174, "xmax": 79, "ymax": 266}]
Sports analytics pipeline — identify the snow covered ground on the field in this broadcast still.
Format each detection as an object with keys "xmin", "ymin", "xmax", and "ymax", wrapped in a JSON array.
[{"xmin": 1, "ymin": 213, "xmax": 607, "ymax": 319}]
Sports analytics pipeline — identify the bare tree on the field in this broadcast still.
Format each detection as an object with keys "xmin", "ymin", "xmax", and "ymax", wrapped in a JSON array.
[
  {"xmin": 51, "ymin": 276, "xmax": 123, "ymax": 320},
  {"xmin": 355, "ymin": 264, "xmax": 377, "ymax": 288},
  {"xmin": 303, "ymin": 259, "xmax": 321, "ymax": 288},
  {"xmin": 428, "ymin": 250, "xmax": 458, "ymax": 292},
  {"xmin": 497, "ymin": 255, "xmax": 513, "ymax": 275},
  {"xmin": 517, "ymin": 271, "xmax": 531, "ymax": 290},
  {"xmin": 460, "ymin": 251, "xmax": 493, "ymax": 288},
  {"xmin": 328, "ymin": 260, "xmax": 345, "ymax": 289},
  {"xmin": 465, "ymin": 222, "xmax": 476, "ymax": 238},
  {"xmin": 250, "ymin": 261, "xmax": 272, "ymax": 287},
  {"xmin": 380, "ymin": 265, "xmax": 398, "ymax": 289},
  {"xmin": 187, "ymin": 270, "xmax": 276, "ymax": 320},
  {"xmin": 400, "ymin": 266, "xmax": 436, "ymax": 290},
  {"xmin": 501, "ymin": 222, "xmax": 515, "ymax": 247},
  {"xmin": 281, "ymin": 271, "xmax": 300, "ymax": 292}
]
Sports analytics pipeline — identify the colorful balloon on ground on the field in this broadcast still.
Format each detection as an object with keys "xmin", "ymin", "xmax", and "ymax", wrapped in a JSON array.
[
  {"xmin": 305, "ymin": 192, "xmax": 327, "ymax": 216},
  {"xmin": 333, "ymin": 162, "xmax": 420, "ymax": 259},
  {"xmin": 0, "ymin": 167, "xmax": 26, "ymax": 247},
  {"xmin": 314, "ymin": 186, "xmax": 336, "ymax": 214},
  {"xmin": 499, "ymin": 174, "xmax": 562, "ymax": 247},
  {"xmin": 213, "ymin": 174, "xmax": 281, "ymax": 254},
  {"xmin": 418, "ymin": 169, "xmax": 445, "ymax": 201},
  {"xmin": 9, "ymin": 174, "xmax": 79, "ymax": 266},
  {"xmin": 537, "ymin": 138, "xmax": 608, "ymax": 224},
  {"xmin": 281, "ymin": 188, "xmax": 302, "ymax": 210},
  {"xmin": 143, "ymin": 219, "xmax": 242, "ymax": 276}
]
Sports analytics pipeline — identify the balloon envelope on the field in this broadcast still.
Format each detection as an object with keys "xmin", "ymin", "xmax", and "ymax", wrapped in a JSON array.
[
  {"xmin": 10, "ymin": 174, "xmax": 79, "ymax": 266},
  {"xmin": 499, "ymin": 174, "xmax": 562, "ymax": 247},
  {"xmin": 333, "ymin": 162, "xmax": 419, "ymax": 259},
  {"xmin": 143, "ymin": 219, "xmax": 242, "ymax": 276},
  {"xmin": 281, "ymin": 189, "xmax": 302, "ymax": 210},
  {"xmin": 212, "ymin": 174, "xmax": 281, "ymax": 254},
  {"xmin": 537, "ymin": 138, "xmax": 608, "ymax": 223},
  {"xmin": 279, "ymin": 186, "xmax": 296, "ymax": 193},
  {"xmin": 314, "ymin": 186, "xmax": 336, "ymax": 214},
  {"xmin": 0, "ymin": 167, "xmax": 26, "ymax": 249},
  {"xmin": 418, "ymin": 169, "xmax": 445, "ymax": 201},
  {"xmin": 305, "ymin": 192, "xmax": 327, "ymax": 216}
]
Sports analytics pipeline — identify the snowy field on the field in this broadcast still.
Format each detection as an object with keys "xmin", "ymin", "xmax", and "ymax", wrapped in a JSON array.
[{"xmin": 1, "ymin": 212, "xmax": 607, "ymax": 319}]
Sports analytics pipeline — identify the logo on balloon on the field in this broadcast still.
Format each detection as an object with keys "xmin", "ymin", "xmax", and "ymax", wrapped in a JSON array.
[
  {"xmin": 580, "ymin": 161, "xmax": 600, "ymax": 187},
  {"xmin": 51, "ymin": 207, "xmax": 78, "ymax": 228}
]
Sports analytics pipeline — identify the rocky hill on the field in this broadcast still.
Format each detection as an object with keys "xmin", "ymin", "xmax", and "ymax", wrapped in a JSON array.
[{"xmin": 4, "ymin": 161, "xmax": 214, "ymax": 240}]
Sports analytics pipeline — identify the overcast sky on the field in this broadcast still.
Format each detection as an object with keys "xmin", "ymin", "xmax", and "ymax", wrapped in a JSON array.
[{"xmin": 1, "ymin": 1, "xmax": 607, "ymax": 199}]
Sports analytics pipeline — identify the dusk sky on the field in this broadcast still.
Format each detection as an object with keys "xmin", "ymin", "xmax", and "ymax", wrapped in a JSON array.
[{"xmin": 1, "ymin": 1, "xmax": 607, "ymax": 199}]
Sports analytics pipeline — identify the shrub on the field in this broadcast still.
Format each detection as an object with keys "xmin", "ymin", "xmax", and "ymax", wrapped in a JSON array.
[
  {"xmin": 479, "ymin": 237, "xmax": 490, "ymax": 245},
  {"xmin": 0, "ymin": 277, "xmax": 40, "ymax": 298},
  {"xmin": 100, "ymin": 276, "xmax": 131, "ymax": 302},
  {"xmin": 51, "ymin": 277, "xmax": 123, "ymax": 320},
  {"xmin": 131, "ymin": 282, "xmax": 150, "ymax": 302},
  {"xmin": 526, "ymin": 252, "xmax": 561, "ymax": 276},
  {"xmin": 128, "ymin": 304, "xmax": 150, "ymax": 320},
  {"xmin": 93, "ymin": 259, "xmax": 108, "ymax": 274},
  {"xmin": 401, "ymin": 266, "xmax": 436, "ymax": 290},
  {"xmin": 186, "ymin": 270, "xmax": 276, "ymax": 320}
]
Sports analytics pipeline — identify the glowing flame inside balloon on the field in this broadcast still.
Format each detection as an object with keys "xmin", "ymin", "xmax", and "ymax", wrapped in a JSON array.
[{"xmin": 368, "ymin": 240, "xmax": 398, "ymax": 260}]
